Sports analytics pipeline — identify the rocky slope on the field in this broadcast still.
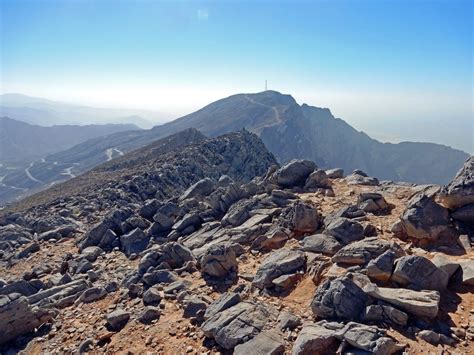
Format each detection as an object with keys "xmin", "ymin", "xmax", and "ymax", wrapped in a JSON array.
[
  {"xmin": 0, "ymin": 131, "xmax": 472, "ymax": 354},
  {"xmin": 2, "ymin": 90, "xmax": 467, "ymax": 206}
]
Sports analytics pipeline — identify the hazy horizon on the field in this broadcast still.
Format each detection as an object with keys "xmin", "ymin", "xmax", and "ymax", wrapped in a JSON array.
[
  {"xmin": 1, "ymin": 89, "xmax": 472, "ymax": 154},
  {"xmin": 1, "ymin": 0, "xmax": 472, "ymax": 153}
]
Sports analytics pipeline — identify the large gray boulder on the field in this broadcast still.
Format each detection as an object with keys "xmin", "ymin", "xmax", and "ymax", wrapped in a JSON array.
[
  {"xmin": 138, "ymin": 306, "xmax": 161, "ymax": 324},
  {"xmin": 204, "ymin": 292, "xmax": 241, "ymax": 320},
  {"xmin": 292, "ymin": 321, "xmax": 341, "ymax": 355},
  {"xmin": 300, "ymin": 234, "xmax": 342, "ymax": 255},
  {"xmin": 363, "ymin": 304, "xmax": 408, "ymax": 327},
  {"xmin": 200, "ymin": 244, "xmax": 238, "ymax": 282},
  {"xmin": 119, "ymin": 228, "xmax": 150, "ymax": 257},
  {"xmin": 27, "ymin": 279, "xmax": 89, "ymax": 306},
  {"xmin": 367, "ymin": 250, "xmax": 398, "ymax": 282},
  {"xmin": 209, "ymin": 184, "xmax": 251, "ymax": 220},
  {"xmin": 138, "ymin": 242, "xmax": 194, "ymax": 274},
  {"xmin": 392, "ymin": 255, "xmax": 449, "ymax": 290},
  {"xmin": 142, "ymin": 269, "xmax": 178, "ymax": 286},
  {"xmin": 37, "ymin": 224, "xmax": 78, "ymax": 241},
  {"xmin": 253, "ymin": 249, "xmax": 306, "ymax": 289},
  {"xmin": 149, "ymin": 212, "xmax": 174, "ymax": 235},
  {"xmin": 431, "ymin": 254, "xmax": 461, "ymax": 278},
  {"xmin": 234, "ymin": 330, "xmax": 285, "ymax": 355},
  {"xmin": 182, "ymin": 296, "xmax": 208, "ymax": 319},
  {"xmin": 325, "ymin": 168, "xmax": 344, "ymax": 179},
  {"xmin": 340, "ymin": 322, "xmax": 403, "ymax": 354},
  {"xmin": 277, "ymin": 311, "xmax": 302, "ymax": 330},
  {"xmin": 143, "ymin": 286, "xmax": 162, "ymax": 306},
  {"xmin": 271, "ymin": 159, "xmax": 316, "ymax": 188},
  {"xmin": 345, "ymin": 170, "xmax": 379, "ymax": 186},
  {"xmin": 292, "ymin": 320, "xmax": 403, "ymax": 355},
  {"xmin": 78, "ymin": 208, "xmax": 131, "ymax": 251},
  {"xmin": 179, "ymin": 178, "xmax": 216, "ymax": 201},
  {"xmin": 251, "ymin": 227, "xmax": 289, "ymax": 252},
  {"xmin": 439, "ymin": 156, "xmax": 474, "ymax": 209},
  {"xmin": 280, "ymin": 201, "xmax": 320, "ymax": 234},
  {"xmin": 358, "ymin": 192, "xmax": 390, "ymax": 213},
  {"xmin": 400, "ymin": 191, "xmax": 452, "ymax": 241},
  {"xmin": 172, "ymin": 213, "xmax": 202, "ymax": 233},
  {"xmin": 76, "ymin": 287, "xmax": 107, "ymax": 303},
  {"xmin": 459, "ymin": 260, "xmax": 474, "ymax": 285},
  {"xmin": 16, "ymin": 242, "xmax": 40, "ymax": 259},
  {"xmin": 304, "ymin": 169, "xmax": 331, "ymax": 190},
  {"xmin": 363, "ymin": 283, "xmax": 440, "ymax": 318},
  {"xmin": 292, "ymin": 202, "xmax": 319, "ymax": 234},
  {"xmin": 158, "ymin": 242, "xmax": 195, "ymax": 269},
  {"xmin": 332, "ymin": 238, "xmax": 403, "ymax": 265},
  {"xmin": 311, "ymin": 275, "xmax": 368, "ymax": 321},
  {"xmin": 0, "ymin": 225, "xmax": 33, "ymax": 251},
  {"xmin": 233, "ymin": 211, "xmax": 274, "ymax": 232},
  {"xmin": 323, "ymin": 217, "xmax": 365, "ymax": 245},
  {"xmin": 201, "ymin": 301, "xmax": 277, "ymax": 349},
  {"xmin": 106, "ymin": 309, "xmax": 130, "ymax": 330},
  {"xmin": 139, "ymin": 199, "xmax": 161, "ymax": 220},
  {"xmin": 0, "ymin": 293, "xmax": 54, "ymax": 345},
  {"xmin": 451, "ymin": 204, "xmax": 474, "ymax": 224},
  {"xmin": 0, "ymin": 279, "xmax": 40, "ymax": 297},
  {"xmin": 324, "ymin": 205, "xmax": 366, "ymax": 226},
  {"xmin": 80, "ymin": 246, "xmax": 103, "ymax": 262},
  {"xmin": 221, "ymin": 198, "xmax": 256, "ymax": 227}
]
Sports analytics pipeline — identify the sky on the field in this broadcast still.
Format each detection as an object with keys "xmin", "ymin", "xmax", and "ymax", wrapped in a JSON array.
[{"xmin": 1, "ymin": 0, "xmax": 473, "ymax": 152}]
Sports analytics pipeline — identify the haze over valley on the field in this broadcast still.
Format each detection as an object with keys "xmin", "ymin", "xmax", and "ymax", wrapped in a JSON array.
[{"xmin": 0, "ymin": 90, "xmax": 470, "ymax": 205}]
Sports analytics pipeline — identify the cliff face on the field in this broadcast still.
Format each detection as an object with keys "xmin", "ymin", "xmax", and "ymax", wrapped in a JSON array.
[{"xmin": 259, "ymin": 99, "xmax": 468, "ymax": 184}]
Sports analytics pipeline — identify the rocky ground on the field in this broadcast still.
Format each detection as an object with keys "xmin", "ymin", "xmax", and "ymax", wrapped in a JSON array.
[{"xmin": 0, "ymin": 130, "xmax": 473, "ymax": 354}]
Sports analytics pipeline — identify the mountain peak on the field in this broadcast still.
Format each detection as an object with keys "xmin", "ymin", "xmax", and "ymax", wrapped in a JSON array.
[{"xmin": 241, "ymin": 90, "xmax": 297, "ymax": 107}]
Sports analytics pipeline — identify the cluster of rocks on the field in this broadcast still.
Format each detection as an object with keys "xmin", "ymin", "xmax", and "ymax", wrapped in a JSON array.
[
  {"xmin": 440, "ymin": 156, "xmax": 474, "ymax": 229},
  {"xmin": 0, "ymin": 129, "xmax": 472, "ymax": 353},
  {"xmin": 345, "ymin": 169, "xmax": 380, "ymax": 186},
  {"xmin": 394, "ymin": 156, "xmax": 473, "ymax": 250}
]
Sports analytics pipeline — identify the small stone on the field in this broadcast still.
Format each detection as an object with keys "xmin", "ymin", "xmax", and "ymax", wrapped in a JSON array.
[
  {"xmin": 452, "ymin": 327, "xmax": 466, "ymax": 338},
  {"xmin": 106, "ymin": 309, "xmax": 130, "ymax": 330}
]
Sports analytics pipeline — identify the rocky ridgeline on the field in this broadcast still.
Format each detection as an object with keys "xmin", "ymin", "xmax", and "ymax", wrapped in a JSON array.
[{"xmin": 0, "ymin": 130, "xmax": 472, "ymax": 354}]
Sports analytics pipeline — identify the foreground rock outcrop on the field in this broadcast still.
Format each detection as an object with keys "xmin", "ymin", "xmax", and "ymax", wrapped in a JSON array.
[
  {"xmin": 0, "ymin": 293, "xmax": 54, "ymax": 345},
  {"xmin": 0, "ymin": 130, "xmax": 472, "ymax": 354}
]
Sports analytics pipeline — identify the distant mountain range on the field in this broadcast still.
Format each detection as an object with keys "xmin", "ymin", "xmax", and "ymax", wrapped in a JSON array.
[
  {"xmin": 0, "ymin": 117, "xmax": 140, "ymax": 203},
  {"xmin": 0, "ymin": 90, "xmax": 469, "ymax": 205},
  {"xmin": 0, "ymin": 117, "xmax": 138, "ymax": 163},
  {"xmin": 0, "ymin": 93, "xmax": 167, "ymax": 128},
  {"xmin": 152, "ymin": 91, "xmax": 469, "ymax": 184}
]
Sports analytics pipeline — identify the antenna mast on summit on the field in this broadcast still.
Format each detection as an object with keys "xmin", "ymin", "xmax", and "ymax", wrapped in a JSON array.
[{"xmin": 265, "ymin": 80, "xmax": 268, "ymax": 91}]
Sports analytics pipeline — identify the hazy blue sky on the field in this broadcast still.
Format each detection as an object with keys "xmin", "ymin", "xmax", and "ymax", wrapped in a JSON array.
[{"xmin": 1, "ymin": 0, "xmax": 472, "ymax": 152}]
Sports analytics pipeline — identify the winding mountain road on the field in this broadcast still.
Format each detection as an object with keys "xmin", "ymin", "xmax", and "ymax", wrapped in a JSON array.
[
  {"xmin": 244, "ymin": 94, "xmax": 281, "ymax": 124},
  {"xmin": 24, "ymin": 162, "xmax": 42, "ymax": 183},
  {"xmin": 60, "ymin": 166, "xmax": 76, "ymax": 179},
  {"xmin": 0, "ymin": 175, "xmax": 27, "ymax": 191},
  {"xmin": 105, "ymin": 148, "xmax": 124, "ymax": 162}
]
